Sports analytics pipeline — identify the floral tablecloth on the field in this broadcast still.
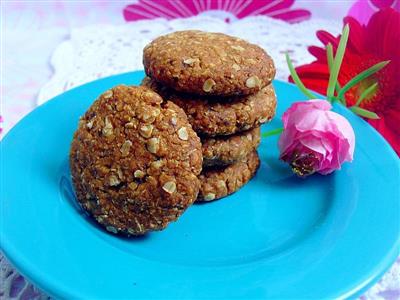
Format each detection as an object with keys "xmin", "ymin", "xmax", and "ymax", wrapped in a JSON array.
[{"xmin": 1, "ymin": 1, "xmax": 399, "ymax": 299}]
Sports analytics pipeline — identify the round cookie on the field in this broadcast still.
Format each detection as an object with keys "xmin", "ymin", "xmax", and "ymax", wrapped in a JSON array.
[
  {"xmin": 142, "ymin": 77, "xmax": 276, "ymax": 136},
  {"xmin": 143, "ymin": 30, "xmax": 275, "ymax": 96},
  {"xmin": 202, "ymin": 126, "xmax": 261, "ymax": 167},
  {"xmin": 70, "ymin": 85, "xmax": 202, "ymax": 235},
  {"xmin": 197, "ymin": 150, "xmax": 260, "ymax": 202}
]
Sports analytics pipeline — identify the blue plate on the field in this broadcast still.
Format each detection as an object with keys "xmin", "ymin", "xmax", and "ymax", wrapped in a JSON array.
[{"xmin": 1, "ymin": 71, "xmax": 399, "ymax": 299}]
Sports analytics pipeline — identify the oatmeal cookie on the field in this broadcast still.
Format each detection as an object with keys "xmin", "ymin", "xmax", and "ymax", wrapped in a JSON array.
[
  {"xmin": 197, "ymin": 150, "xmax": 260, "ymax": 202},
  {"xmin": 143, "ymin": 30, "xmax": 275, "ymax": 96},
  {"xmin": 142, "ymin": 77, "xmax": 276, "ymax": 136},
  {"xmin": 70, "ymin": 85, "xmax": 202, "ymax": 235},
  {"xmin": 202, "ymin": 126, "xmax": 261, "ymax": 167}
]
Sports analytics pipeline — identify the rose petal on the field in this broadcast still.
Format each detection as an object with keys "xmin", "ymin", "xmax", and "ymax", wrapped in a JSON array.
[
  {"xmin": 326, "ymin": 111, "xmax": 355, "ymax": 159},
  {"xmin": 279, "ymin": 140, "xmax": 301, "ymax": 162},
  {"xmin": 299, "ymin": 135, "xmax": 327, "ymax": 157},
  {"xmin": 282, "ymin": 100, "xmax": 332, "ymax": 130},
  {"xmin": 278, "ymin": 130, "xmax": 299, "ymax": 157},
  {"xmin": 279, "ymin": 100, "xmax": 355, "ymax": 176},
  {"xmin": 294, "ymin": 110, "xmax": 336, "ymax": 134},
  {"xmin": 319, "ymin": 136, "xmax": 343, "ymax": 174}
]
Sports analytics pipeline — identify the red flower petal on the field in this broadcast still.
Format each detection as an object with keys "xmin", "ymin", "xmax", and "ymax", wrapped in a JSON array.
[
  {"xmin": 370, "ymin": 0, "xmax": 397, "ymax": 9},
  {"xmin": 365, "ymin": 8, "xmax": 400, "ymax": 58},
  {"xmin": 343, "ymin": 16, "xmax": 365, "ymax": 54},
  {"xmin": 368, "ymin": 115, "xmax": 400, "ymax": 155},
  {"xmin": 295, "ymin": 63, "xmax": 330, "ymax": 79},
  {"xmin": 308, "ymin": 46, "xmax": 327, "ymax": 61},
  {"xmin": 289, "ymin": 63, "xmax": 330, "ymax": 95},
  {"xmin": 270, "ymin": 9, "xmax": 311, "ymax": 24},
  {"xmin": 316, "ymin": 30, "xmax": 339, "ymax": 47},
  {"xmin": 384, "ymin": 105, "xmax": 400, "ymax": 138}
]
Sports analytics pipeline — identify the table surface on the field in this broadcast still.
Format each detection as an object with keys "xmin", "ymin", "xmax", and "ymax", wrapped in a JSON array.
[{"xmin": 1, "ymin": 1, "xmax": 399, "ymax": 300}]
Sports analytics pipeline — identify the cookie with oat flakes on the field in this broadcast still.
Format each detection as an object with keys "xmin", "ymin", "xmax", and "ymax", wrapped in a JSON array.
[
  {"xmin": 197, "ymin": 150, "xmax": 260, "ymax": 202},
  {"xmin": 143, "ymin": 30, "xmax": 275, "ymax": 96},
  {"xmin": 142, "ymin": 76, "xmax": 276, "ymax": 136},
  {"xmin": 202, "ymin": 126, "xmax": 261, "ymax": 167},
  {"xmin": 70, "ymin": 85, "xmax": 202, "ymax": 235}
]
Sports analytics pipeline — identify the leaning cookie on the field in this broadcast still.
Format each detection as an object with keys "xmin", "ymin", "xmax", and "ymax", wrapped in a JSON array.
[
  {"xmin": 143, "ymin": 30, "xmax": 275, "ymax": 96},
  {"xmin": 202, "ymin": 126, "xmax": 261, "ymax": 167},
  {"xmin": 197, "ymin": 150, "xmax": 260, "ymax": 202},
  {"xmin": 142, "ymin": 77, "xmax": 276, "ymax": 136},
  {"xmin": 70, "ymin": 85, "xmax": 202, "ymax": 235}
]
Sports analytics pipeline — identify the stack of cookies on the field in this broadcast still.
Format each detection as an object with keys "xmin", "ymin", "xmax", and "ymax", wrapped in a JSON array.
[
  {"xmin": 69, "ymin": 30, "xmax": 277, "ymax": 235},
  {"xmin": 142, "ymin": 30, "xmax": 277, "ymax": 202}
]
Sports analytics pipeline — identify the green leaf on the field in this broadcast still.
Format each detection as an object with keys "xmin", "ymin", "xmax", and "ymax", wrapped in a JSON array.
[
  {"xmin": 350, "ymin": 106, "xmax": 380, "ymax": 119},
  {"xmin": 326, "ymin": 24, "xmax": 349, "ymax": 100},
  {"xmin": 355, "ymin": 82, "xmax": 378, "ymax": 106},
  {"xmin": 326, "ymin": 43, "xmax": 334, "ymax": 70},
  {"xmin": 337, "ymin": 61, "xmax": 389, "ymax": 99},
  {"xmin": 262, "ymin": 128, "xmax": 284, "ymax": 137},
  {"xmin": 285, "ymin": 53, "xmax": 316, "ymax": 99},
  {"xmin": 326, "ymin": 43, "xmax": 344, "ymax": 104}
]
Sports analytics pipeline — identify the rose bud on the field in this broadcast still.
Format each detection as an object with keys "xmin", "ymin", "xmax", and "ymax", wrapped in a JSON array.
[{"xmin": 278, "ymin": 100, "xmax": 355, "ymax": 177}]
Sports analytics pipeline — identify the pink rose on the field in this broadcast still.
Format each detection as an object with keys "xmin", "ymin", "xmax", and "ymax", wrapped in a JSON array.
[{"xmin": 278, "ymin": 100, "xmax": 355, "ymax": 177}]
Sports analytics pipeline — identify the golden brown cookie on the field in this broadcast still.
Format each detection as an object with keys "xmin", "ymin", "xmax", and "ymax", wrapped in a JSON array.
[
  {"xmin": 143, "ymin": 30, "xmax": 275, "ymax": 96},
  {"xmin": 197, "ymin": 150, "xmax": 260, "ymax": 202},
  {"xmin": 202, "ymin": 126, "xmax": 261, "ymax": 167},
  {"xmin": 70, "ymin": 85, "xmax": 202, "ymax": 235},
  {"xmin": 142, "ymin": 77, "xmax": 276, "ymax": 136}
]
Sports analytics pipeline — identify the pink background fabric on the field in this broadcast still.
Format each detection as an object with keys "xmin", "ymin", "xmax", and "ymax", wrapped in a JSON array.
[
  {"xmin": 1, "ymin": 1, "xmax": 398, "ymax": 300},
  {"xmin": 123, "ymin": 0, "xmax": 311, "ymax": 23}
]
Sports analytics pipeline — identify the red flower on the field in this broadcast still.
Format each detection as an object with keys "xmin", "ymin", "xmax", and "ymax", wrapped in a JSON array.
[{"xmin": 291, "ymin": 8, "xmax": 400, "ymax": 155}]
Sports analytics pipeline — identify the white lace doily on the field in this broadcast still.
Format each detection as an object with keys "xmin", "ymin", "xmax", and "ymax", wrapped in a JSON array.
[{"xmin": 37, "ymin": 15, "xmax": 341, "ymax": 104}]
